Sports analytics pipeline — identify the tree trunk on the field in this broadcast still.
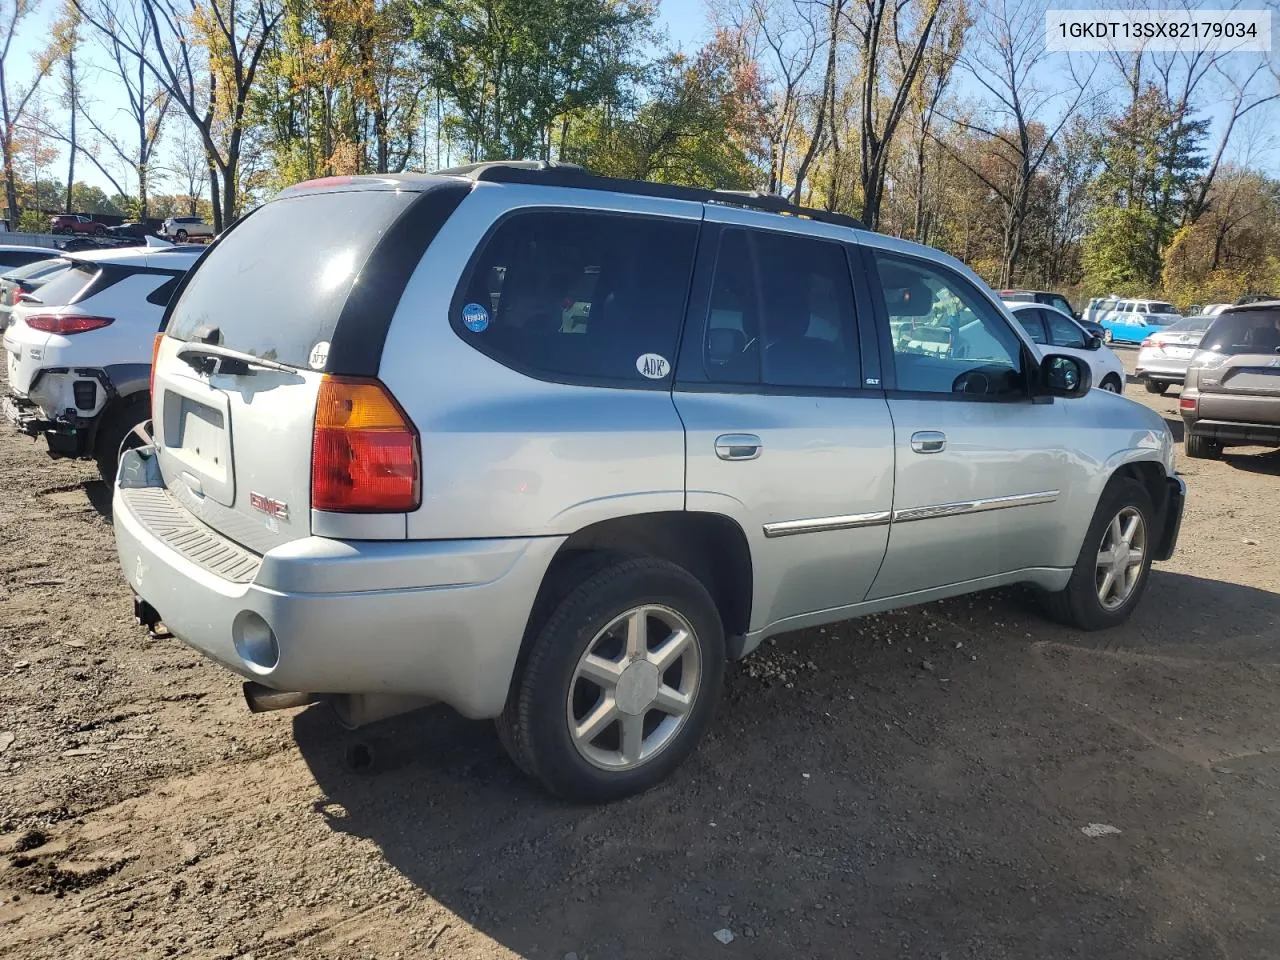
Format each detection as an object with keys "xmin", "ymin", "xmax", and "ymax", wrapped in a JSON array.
[
  {"xmin": 792, "ymin": 0, "xmax": 841, "ymax": 202},
  {"xmin": 208, "ymin": 156, "xmax": 222, "ymax": 230},
  {"xmin": 66, "ymin": 84, "xmax": 77, "ymax": 212},
  {"xmin": 3, "ymin": 158, "xmax": 19, "ymax": 228}
]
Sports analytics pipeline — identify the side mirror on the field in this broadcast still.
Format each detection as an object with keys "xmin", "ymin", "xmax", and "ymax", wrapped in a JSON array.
[
  {"xmin": 1084, "ymin": 336, "xmax": 1103, "ymax": 351},
  {"xmin": 1038, "ymin": 354, "xmax": 1091, "ymax": 398}
]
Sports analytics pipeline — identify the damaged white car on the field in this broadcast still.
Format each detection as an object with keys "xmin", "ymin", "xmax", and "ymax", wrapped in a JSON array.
[{"xmin": 3, "ymin": 244, "xmax": 203, "ymax": 481}]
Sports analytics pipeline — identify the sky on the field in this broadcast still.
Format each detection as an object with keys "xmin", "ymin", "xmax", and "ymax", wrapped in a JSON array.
[{"xmin": 6, "ymin": 0, "xmax": 1278, "ymax": 203}]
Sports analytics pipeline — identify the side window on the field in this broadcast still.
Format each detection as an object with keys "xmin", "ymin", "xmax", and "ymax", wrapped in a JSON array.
[
  {"xmin": 703, "ymin": 228, "xmax": 859, "ymax": 389},
  {"xmin": 1049, "ymin": 295, "xmax": 1074, "ymax": 316},
  {"xmin": 873, "ymin": 252, "xmax": 1025, "ymax": 397},
  {"xmin": 1013, "ymin": 309, "xmax": 1047, "ymax": 344},
  {"xmin": 146, "ymin": 274, "xmax": 182, "ymax": 306},
  {"xmin": 454, "ymin": 210, "xmax": 698, "ymax": 386},
  {"xmin": 1044, "ymin": 309, "xmax": 1086, "ymax": 348}
]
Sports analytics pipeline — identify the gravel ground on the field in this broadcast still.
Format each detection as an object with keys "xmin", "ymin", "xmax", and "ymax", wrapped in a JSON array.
[{"xmin": 2, "ymin": 349, "xmax": 1279, "ymax": 960}]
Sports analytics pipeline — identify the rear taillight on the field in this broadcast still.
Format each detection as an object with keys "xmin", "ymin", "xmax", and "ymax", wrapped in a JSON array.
[
  {"xmin": 1179, "ymin": 397, "xmax": 1197, "ymax": 411},
  {"xmin": 1141, "ymin": 337, "xmax": 1154, "ymax": 347},
  {"xmin": 25, "ymin": 314, "xmax": 113, "ymax": 334},
  {"xmin": 149, "ymin": 333, "xmax": 163, "ymax": 400},
  {"xmin": 312, "ymin": 375, "xmax": 420, "ymax": 513}
]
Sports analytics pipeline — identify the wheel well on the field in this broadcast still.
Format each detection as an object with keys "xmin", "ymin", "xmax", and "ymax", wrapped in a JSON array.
[
  {"xmin": 1112, "ymin": 461, "xmax": 1169, "ymax": 522},
  {"xmin": 523, "ymin": 512, "xmax": 753, "ymax": 661},
  {"xmin": 89, "ymin": 391, "xmax": 150, "ymax": 449},
  {"xmin": 1101, "ymin": 372, "xmax": 1123, "ymax": 387}
]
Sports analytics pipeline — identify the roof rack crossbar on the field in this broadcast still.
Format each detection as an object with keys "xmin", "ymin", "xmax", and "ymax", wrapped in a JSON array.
[{"xmin": 447, "ymin": 161, "xmax": 867, "ymax": 231}]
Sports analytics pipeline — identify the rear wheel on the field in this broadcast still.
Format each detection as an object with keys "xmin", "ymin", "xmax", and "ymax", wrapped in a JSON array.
[
  {"xmin": 497, "ymin": 557, "xmax": 725, "ymax": 803},
  {"xmin": 1040, "ymin": 477, "xmax": 1155, "ymax": 631},
  {"xmin": 1144, "ymin": 380, "xmax": 1169, "ymax": 395},
  {"xmin": 93, "ymin": 395, "xmax": 150, "ymax": 485},
  {"xmin": 1185, "ymin": 432, "xmax": 1222, "ymax": 460},
  {"xmin": 175, "ymin": 229, "xmax": 188, "ymax": 242},
  {"xmin": 93, "ymin": 226, "xmax": 106, "ymax": 236}
]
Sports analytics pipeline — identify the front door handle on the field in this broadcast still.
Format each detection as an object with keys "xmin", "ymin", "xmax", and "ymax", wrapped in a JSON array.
[
  {"xmin": 910, "ymin": 430, "xmax": 947, "ymax": 454},
  {"xmin": 715, "ymin": 433, "xmax": 762, "ymax": 461}
]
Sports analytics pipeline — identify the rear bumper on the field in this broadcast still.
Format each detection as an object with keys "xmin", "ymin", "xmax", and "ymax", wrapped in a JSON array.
[
  {"xmin": 1152, "ymin": 475, "xmax": 1186, "ymax": 562},
  {"xmin": 113, "ymin": 445, "xmax": 564, "ymax": 718},
  {"xmin": 1183, "ymin": 417, "xmax": 1280, "ymax": 447},
  {"xmin": 1135, "ymin": 358, "xmax": 1190, "ymax": 382}
]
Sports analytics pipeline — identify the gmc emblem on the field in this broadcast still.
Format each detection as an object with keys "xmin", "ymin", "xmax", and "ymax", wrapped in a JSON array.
[{"xmin": 249, "ymin": 492, "xmax": 289, "ymax": 521}]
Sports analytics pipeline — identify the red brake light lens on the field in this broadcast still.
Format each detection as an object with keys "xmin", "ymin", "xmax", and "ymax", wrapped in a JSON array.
[
  {"xmin": 1179, "ymin": 397, "xmax": 1197, "ymax": 411},
  {"xmin": 25, "ymin": 314, "xmax": 114, "ymax": 334},
  {"xmin": 311, "ymin": 376, "xmax": 420, "ymax": 513}
]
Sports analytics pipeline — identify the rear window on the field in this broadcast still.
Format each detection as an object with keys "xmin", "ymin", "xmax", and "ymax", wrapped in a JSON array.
[
  {"xmin": 453, "ymin": 210, "xmax": 698, "ymax": 386},
  {"xmin": 166, "ymin": 190, "xmax": 418, "ymax": 366},
  {"xmin": 1202, "ymin": 310, "xmax": 1280, "ymax": 355},
  {"xmin": 30, "ymin": 263, "xmax": 98, "ymax": 305},
  {"xmin": 1169, "ymin": 316, "xmax": 1212, "ymax": 333}
]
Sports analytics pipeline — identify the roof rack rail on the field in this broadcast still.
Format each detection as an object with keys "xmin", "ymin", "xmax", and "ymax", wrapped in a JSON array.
[{"xmin": 440, "ymin": 161, "xmax": 868, "ymax": 232}]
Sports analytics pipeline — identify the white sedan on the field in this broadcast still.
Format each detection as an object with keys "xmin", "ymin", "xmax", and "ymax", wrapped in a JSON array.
[{"xmin": 1004, "ymin": 301, "xmax": 1127, "ymax": 394}]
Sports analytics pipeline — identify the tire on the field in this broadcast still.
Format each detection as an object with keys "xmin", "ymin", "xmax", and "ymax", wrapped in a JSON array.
[
  {"xmin": 93, "ymin": 395, "xmax": 150, "ymax": 485},
  {"xmin": 1144, "ymin": 380, "xmax": 1169, "ymax": 395},
  {"xmin": 1040, "ymin": 476, "xmax": 1156, "ymax": 631},
  {"xmin": 1103, "ymin": 328, "xmax": 1114, "ymax": 344},
  {"xmin": 497, "ymin": 556, "xmax": 726, "ymax": 803},
  {"xmin": 93, "ymin": 226, "xmax": 106, "ymax": 236},
  {"xmin": 1184, "ymin": 432, "xmax": 1222, "ymax": 460},
  {"xmin": 175, "ymin": 229, "xmax": 188, "ymax": 242},
  {"xmin": 1100, "ymin": 375, "xmax": 1123, "ymax": 393}
]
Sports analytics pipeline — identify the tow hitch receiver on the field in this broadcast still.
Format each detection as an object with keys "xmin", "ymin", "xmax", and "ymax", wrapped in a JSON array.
[{"xmin": 133, "ymin": 596, "xmax": 173, "ymax": 640}]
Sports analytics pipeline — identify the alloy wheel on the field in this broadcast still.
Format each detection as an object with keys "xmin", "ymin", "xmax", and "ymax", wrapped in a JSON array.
[
  {"xmin": 566, "ymin": 604, "xmax": 701, "ymax": 771},
  {"xmin": 1095, "ymin": 506, "xmax": 1147, "ymax": 610}
]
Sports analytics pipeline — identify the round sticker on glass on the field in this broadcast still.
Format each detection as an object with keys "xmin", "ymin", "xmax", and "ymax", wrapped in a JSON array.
[
  {"xmin": 461, "ymin": 302, "xmax": 490, "ymax": 333},
  {"xmin": 308, "ymin": 340, "xmax": 330, "ymax": 370},
  {"xmin": 636, "ymin": 353, "xmax": 670, "ymax": 379}
]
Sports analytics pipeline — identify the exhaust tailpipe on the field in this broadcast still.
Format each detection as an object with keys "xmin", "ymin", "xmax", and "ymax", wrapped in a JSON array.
[{"xmin": 243, "ymin": 681, "xmax": 322, "ymax": 713}]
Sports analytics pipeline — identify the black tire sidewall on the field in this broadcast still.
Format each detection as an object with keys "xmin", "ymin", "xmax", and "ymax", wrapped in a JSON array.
[
  {"xmin": 94, "ymin": 396, "xmax": 149, "ymax": 484},
  {"xmin": 514, "ymin": 559, "xmax": 725, "ymax": 802},
  {"xmin": 1064, "ymin": 478, "xmax": 1156, "ymax": 629}
]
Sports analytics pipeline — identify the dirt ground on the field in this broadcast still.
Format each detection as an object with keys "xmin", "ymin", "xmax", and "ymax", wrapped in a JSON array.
[{"xmin": 2, "ymin": 350, "xmax": 1279, "ymax": 960}]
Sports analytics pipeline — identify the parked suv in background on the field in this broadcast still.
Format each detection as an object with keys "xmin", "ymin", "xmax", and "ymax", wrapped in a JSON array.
[
  {"xmin": 160, "ymin": 216, "xmax": 214, "ymax": 241},
  {"xmin": 1180, "ymin": 301, "xmax": 1280, "ymax": 458},
  {"xmin": 114, "ymin": 162, "xmax": 1184, "ymax": 802},
  {"xmin": 50, "ymin": 214, "xmax": 109, "ymax": 236},
  {"xmin": 3, "ymin": 245, "xmax": 203, "ymax": 481}
]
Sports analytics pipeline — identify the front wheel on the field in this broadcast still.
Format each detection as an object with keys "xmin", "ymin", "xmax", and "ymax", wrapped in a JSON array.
[
  {"xmin": 1144, "ymin": 380, "xmax": 1169, "ymax": 395},
  {"xmin": 1099, "ymin": 375, "xmax": 1123, "ymax": 393},
  {"xmin": 175, "ymin": 229, "xmax": 188, "ymax": 241},
  {"xmin": 497, "ymin": 557, "xmax": 725, "ymax": 802},
  {"xmin": 1040, "ymin": 477, "xmax": 1155, "ymax": 630},
  {"xmin": 93, "ymin": 226, "xmax": 106, "ymax": 236}
]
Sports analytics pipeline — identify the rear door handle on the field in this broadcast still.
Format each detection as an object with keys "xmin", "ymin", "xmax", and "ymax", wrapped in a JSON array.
[
  {"xmin": 910, "ymin": 430, "xmax": 947, "ymax": 454},
  {"xmin": 715, "ymin": 434, "xmax": 762, "ymax": 461}
]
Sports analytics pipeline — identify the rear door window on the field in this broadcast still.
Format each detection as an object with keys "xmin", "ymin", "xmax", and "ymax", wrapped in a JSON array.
[
  {"xmin": 1012, "ymin": 309, "xmax": 1047, "ymax": 344},
  {"xmin": 1044, "ymin": 309, "xmax": 1086, "ymax": 348},
  {"xmin": 166, "ymin": 189, "xmax": 420, "ymax": 367},
  {"xmin": 29, "ymin": 263, "xmax": 98, "ymax": 305},
  {"xmin": 454, "ymin": 210, "xmax": 698, "ymax": 387}
]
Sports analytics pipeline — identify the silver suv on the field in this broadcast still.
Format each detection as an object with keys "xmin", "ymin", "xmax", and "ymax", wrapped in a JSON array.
[{"xmin": 113, "ymin": 162, "xmax": 1185, "ymax": 801}]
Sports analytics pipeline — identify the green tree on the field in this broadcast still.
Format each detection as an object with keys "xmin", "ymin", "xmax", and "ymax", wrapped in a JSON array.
[
  {"xmin": 1082, "ymin": 205, "xmax": 1161, "ymax": 294},
  {"xmin": 414, "ymin": 0, "xmax": 653, "ymax": 162}
]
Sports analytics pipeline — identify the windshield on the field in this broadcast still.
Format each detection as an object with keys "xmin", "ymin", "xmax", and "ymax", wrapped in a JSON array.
[{"xmin": 1201, "ymin": 309, "xmax": 1280, "ymax": 355}]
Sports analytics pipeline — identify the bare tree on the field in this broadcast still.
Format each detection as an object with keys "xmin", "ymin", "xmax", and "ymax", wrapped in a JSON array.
[
  {"xmin": 941, "ymin": 0, "xmax": 1095, "ymax": 285},
  {"xmin": 74, "ymin": 0, "xmax": 283, "ymax": 230},
  {"xmin": 165, "ymin": 123, "xmax": 207, "ymax": 216},
  {"xmin": 908, "ymin": 0, "xmax": 966, "ymax": 240},
  {"xmin": 849, "ymin": 0, "xmax": 945, "ymax": 228},
  {"xmin": 1, "ymin": 0, "xmax": 54, "ymax": 224},
  {"xmin": 789, "ymin": 0, "xmax": 844, "ymax": 202},
  {"xmin": 45, "ymin": 0, "xmax": 82, "ymax": 212},
  {"xmin": 721, "ymin": 0, "xmax": 822, "ymax": 194}
]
